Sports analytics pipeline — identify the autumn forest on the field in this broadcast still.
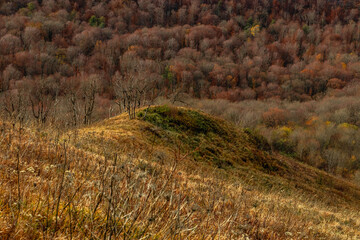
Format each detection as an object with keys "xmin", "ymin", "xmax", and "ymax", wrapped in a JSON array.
[{"xmin": 2, "ymin": 0, "xmax": 360, "ymax": 106}]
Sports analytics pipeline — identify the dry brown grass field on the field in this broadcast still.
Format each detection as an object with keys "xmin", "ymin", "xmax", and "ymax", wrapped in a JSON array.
[{"xmin": 0, "ymin": 105, "xmax": 360, "ymax": 239}]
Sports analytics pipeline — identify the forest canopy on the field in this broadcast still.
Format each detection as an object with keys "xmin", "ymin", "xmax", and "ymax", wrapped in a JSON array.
[{"xmin": 1, "ymin": 0, "xmax": 360, "ymax": 101}]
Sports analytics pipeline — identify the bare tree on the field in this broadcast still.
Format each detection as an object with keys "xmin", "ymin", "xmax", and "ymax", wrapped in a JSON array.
[
  {"xmin": 62, "ymin": 74, "xmax": 100, "ymax": 126},
  {"xmin": 69, "ymin": 91, "xmax": 79, "ymax": 126},
  {"xmin": 1, "ymin": 89, "xmax": 26, "ymax": 126},
  {"xmin": 81, "ymin": 74, "xmax": 99, "ymax": 125},
  {"xmin": 0, "ymin": 34, "xmax": 21, "ymax": 56},
  {"xmin": 113, "ymin": 69, "xmax": 153, "ymax": 119},
  {"xmin": 29, "ymin": 77, "xmax": 59, "ymax": 124},
  {"xmin": 63, "ymin": 77, "xmax": 81, "ymax": 127},
  {"xmin": 2, "ymin": 64, "xmax": 22, "ymax": 92}
]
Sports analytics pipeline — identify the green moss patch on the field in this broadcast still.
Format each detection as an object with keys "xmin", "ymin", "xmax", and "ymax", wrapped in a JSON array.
[{"xmin": 138, "ymin": 106, "xmax": 285, "ymax": 172}]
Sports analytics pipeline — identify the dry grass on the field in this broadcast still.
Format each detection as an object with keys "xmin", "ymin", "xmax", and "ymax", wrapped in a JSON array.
[{"xmin": 0, "ymin": 106, "xmax": 360, "ymax": 239}]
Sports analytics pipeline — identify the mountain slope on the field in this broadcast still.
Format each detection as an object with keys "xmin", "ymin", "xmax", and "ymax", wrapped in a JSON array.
[
  {"xmin": 1, "ymin": 106, "xmax": 360, "ymax": 239},
  {"xmin": 73, "ymin": 105, "xmax": 360, "ymax": 239},
  {"xmin": 76, "ymin": 106, "xmax": 360, "ymax": 203}
]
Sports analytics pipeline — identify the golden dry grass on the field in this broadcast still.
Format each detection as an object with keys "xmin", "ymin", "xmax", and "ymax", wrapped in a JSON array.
[{"xmin": 0, "ymin": 106, "xmax": 360, "ymax": 239}]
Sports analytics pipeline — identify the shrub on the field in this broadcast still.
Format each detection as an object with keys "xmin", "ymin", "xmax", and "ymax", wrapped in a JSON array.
[
  {"xmin": 89, "ymin": 15, "xmax": 105, "ymax": 28},
  {"xmin": 270, "ymin": 127, "xmax": 296, "ymax": 155},
  {"xmin": 323, "ymin": 148, "xmax": 347, "ymax": 174},
  {"xmin": 327, "ymin": 78, "xmax": 346, "ymax": 89},
  {"xmin": 244, "ymin": 128, "xmax": 271, "ymax": 152},
  {"xmin": 262, "ymin": 108, "xmax": 287, "ymax": 127}
]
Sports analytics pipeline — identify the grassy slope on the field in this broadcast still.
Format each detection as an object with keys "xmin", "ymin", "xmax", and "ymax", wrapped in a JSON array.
[
  {"xmin": 77, "ymin": 106, "xmax": 360, "ymax": 203},
  {"xmin": 1, "ymin": 106, "xmax": 360, "ymax": 239},
  {"xmin": 74, "ymin": 105, "xmax": 360, "ymax": 239}
]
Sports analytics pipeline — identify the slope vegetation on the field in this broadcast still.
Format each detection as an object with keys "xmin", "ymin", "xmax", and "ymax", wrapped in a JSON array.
[
  {"xmin": 1, "ymin": 106, "xmax": 360, "ymax": 239},
  {"xmin": 77, "ymin": 106, "xmax": 360, "ymax": 204}
]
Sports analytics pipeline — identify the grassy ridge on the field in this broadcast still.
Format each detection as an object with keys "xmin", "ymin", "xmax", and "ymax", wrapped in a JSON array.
[
  {"xmin": 1, "ymin": 106, "xmax": 360, "ymax": 239},
  {"xmin": 74, "ymin": 105, "xmax": 360, "ymax": 206},
  {"xmin": 138, "ymin": 106, "xmax": 360, "ymax": 203},
  {"xmin": 138, "ymin": 106, "xmax": 286, "ymax": 172}
]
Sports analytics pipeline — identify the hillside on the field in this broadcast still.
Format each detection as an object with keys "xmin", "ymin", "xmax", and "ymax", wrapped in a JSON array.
[
  {"xmin": 3, "ymin": 1, "xmax": 360, "ymax": 239},
  {"xmin": 76, "ymin": 105, "xmax": 360, "ymax": 204},
  {"xmin": 1, "ymin": 106, "xmax": 358, "ymax": 239}
]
